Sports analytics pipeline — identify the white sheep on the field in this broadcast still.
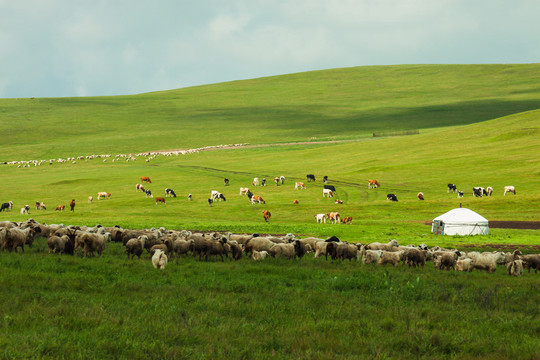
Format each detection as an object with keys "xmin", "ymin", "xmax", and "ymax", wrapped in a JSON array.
[
  {"xmin": 378, "ymin": 250, "xmax": 404, "ymax": 266},
  {"xmin": 251, "ymin": 250, "xmax": 269, "ymax": 260},
  {"xmin": 152, "ymin": 249, "xmax": 168, "ymax": 269},
  {"xmin": 455, "ymin": 258, "xmax": 474, "ymax": 272},
  {"xmin": 506, "ymin": 259, "xmax": 523, "ymax": 276},
  {"xmin": 470, "ymin": 252, "xmax": 504, "ymax": 273},
  {"xmin": 365, "ymin": 239, "xmax": 399, "ymax": 252},
  {"xmin": 363, "ymin": 250, "xmax": 383, "ymax": 264}
]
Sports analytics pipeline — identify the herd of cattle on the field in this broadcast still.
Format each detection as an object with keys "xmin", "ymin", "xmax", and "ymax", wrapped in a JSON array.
[{"xmin": 0, "ymin": 219, "xmax": 537, "ymax": 275}]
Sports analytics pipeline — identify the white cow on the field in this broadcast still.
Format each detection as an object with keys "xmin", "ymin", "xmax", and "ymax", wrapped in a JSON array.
[
  {"xmin": 253, "ymin": 177, "xmax": 259, "ymax": 186},
  {"xmin": 315, "ymin": 213, "xmax": 328, "ymax": 223},
  {"xmin": 240, "ymin": 187, "xmax": 250, "ymax": 195},
  {"xmin": 295, "ymin": 182, "xmax": 306, "ymax": 190},
  {"xmin": 323, "ymin": 189, "xmax": 334, "ymax": 197}
]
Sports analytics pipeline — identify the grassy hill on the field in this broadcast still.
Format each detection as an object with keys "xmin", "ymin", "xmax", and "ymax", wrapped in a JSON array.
[{"xmin": 1, "ymin": 64, "xmax": 540, "ymax": 161}]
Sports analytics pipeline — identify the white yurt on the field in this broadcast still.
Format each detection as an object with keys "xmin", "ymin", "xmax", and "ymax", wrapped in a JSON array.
[{"xmin": 431, "ymin": 208, "xmax": 489, "ymax": 236}]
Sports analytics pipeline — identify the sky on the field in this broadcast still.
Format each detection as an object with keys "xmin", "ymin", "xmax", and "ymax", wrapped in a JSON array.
[{"xmin": 1, "ymin": 0, "xmax": 539, "ymax": 98}]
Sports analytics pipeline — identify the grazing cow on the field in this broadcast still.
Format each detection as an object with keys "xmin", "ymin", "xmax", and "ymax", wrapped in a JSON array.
[
  {"xmin": 69, "ymin": 199, "xmax": 76, "ymax": 212},
  {"xmin": 323, "ymin": 189, "xmax": 334, "ymax": 198},
  {"xmin": 295, "ymin": 182, "xmax": 306, "ymax": 190},
  {"xmin": 280, "ymin": 176, "xmax": 285, "ymax": 184},
  {"xmin": 387, "ymin": 194, "xmax": 398, "ymax": 202},
  {"xmin": 224, "ymin": 178, "xmax": 229, "ymax": 186},
  {"xmin": 253, "ymin": 177, "xmax": 259, "ymax": 186},
  {"xmin": 457, "ymin": 191, "xmax": 464, "ymax": 198},
  {"xmin": 188, "ymin": 193, "xmax": 192, "ymax": 201},
  {"xmin": 240, "ymin": 187, "xmax": 250, "ymax": 195},
  {"xmin": 323, "ymin": 175, "xmax": 328, "ymax": 183},
  {"xmin": 207, "ymin": 198, "xmax": 213, "ymax": 207},
  {"xmin": 0, "ymin": 201, "xmax": 13, "ymax": 212},
  {"xmin": 263, "ymin": 210, "xmax": 271, "ymax": 222},
  {"xmin": 35, "ymin": 201, "xmax": 46, "ymax": 210},
  {"xmin": 155, "ymin": 197, "xmax": 166, "ymax": 205},
  {"xmin": 306, "ymin": 174, "xmax": 316, "ymax": 182},
  {"xmin": 97, "ymin": 192, "xmax": 111, "ymax": 200},
  {"xmin": 504, "ymin": 186, "xmax": 516, "ymax": 196},
  {"xmin": 35, "ymin": 201, "xmax": 41, "ymax": 210},
  {"xmin": 324, "ymin": 184, "xmax": 337, "ymax": 193},
  {"xmin": 447, "ymin": 184, "xmax": 457, "ymax": 193},
  {"xmin": 246, "ymin": 190, "xmax": 254, "ymax": 200},
  {"xmin": 251, "ymin": 195, "xmax": 265, "ymax": 204},
  {"xmin": 55, "ymin": 205, "xmax": 65, "ymax": 211},
  {"xmin": 315, "ymin": 213, "xmax": 328, "ymax": 223},
  {"xmin": 341, "ymin": 216, "xmax": 353, "ymax": 224},
  {"xmin": 20, "ymin": 205, "xmax": 30, "ymax": 215},
  {"xmin": 486, "ymin": 186, "xmax": 493, "ymax": 196},
  {"xmin": 141, "ymin": 176, "xmax": 152, "ymax": 184},
  {"xmin": 136, "ymin": 184, "xmax": 145, "ymax": 192},
  {"xmin": 165, "ymin": 188, "xmax": 177, "ymax": 198},
  {"xmin": 88, "ymin": 196, "xmax": 93, "ymax": 203},
  {"xmin": 293, "ymin": 199, "xmax": 299, "ymax": 204},
  {"xmin": 368, "ymin": 180, "xmax": 380, "ymax": 188},
  {"xmin": 473, "ymin": 187, "xmax": 484, "ymax": 198},
  {"xmin": 335, "ymin": 199, "xmax": 343, "ymax": 204},
  {"xmin": 261, "ymin": 178, "xmax": 267, "ymax": 186},
  {"xmin": 328, "ymin": 212, "xmax": 341, "ymax": 224},
  {"xmin": 417, "ymin": 192, "xmax": 424, "ymax": 200},
  {"xmin": 211, "ymin": 191, "xmax": 226, "ymax": 202},
  {"xmin": 274, "ymin": 177, "xmax": 279, "ymax": 186},
  {"xmin": 146, "ymin": 190, "xmax": 153, "ymax": 198}
]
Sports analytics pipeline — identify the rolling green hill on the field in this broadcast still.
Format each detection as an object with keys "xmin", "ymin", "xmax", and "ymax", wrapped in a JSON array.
[{"xmin": 1, "ymin": 64, "xmax": 540, "ymax": 161}]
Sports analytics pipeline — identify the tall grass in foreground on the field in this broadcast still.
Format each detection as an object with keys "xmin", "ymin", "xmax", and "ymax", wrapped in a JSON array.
[{"xmin": 0, "ymin": 241, "xmax": 539, "ymax": 359}]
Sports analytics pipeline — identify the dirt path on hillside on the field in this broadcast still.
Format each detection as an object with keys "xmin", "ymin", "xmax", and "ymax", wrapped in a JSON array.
[{"xmin": 151, "ymin": 138, "xmax": 371, "ymax": 154}]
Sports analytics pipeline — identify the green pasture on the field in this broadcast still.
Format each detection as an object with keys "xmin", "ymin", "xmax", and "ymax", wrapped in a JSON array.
[
  {"xmin": 2, "ymin": 64, "xmax": 540, "ymax": 161},
  {"xmin": 1, "ymin": 109, "xmax": 539, "ymax": 247},
  {"xmin": 1, "ymin": 241, "xmax": 539, "ymax": 359}
]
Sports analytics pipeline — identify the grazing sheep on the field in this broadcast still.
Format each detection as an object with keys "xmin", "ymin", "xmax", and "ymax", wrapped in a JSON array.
[
  {"xmin": 363, "ymin": 250, "xmax": 383, "ymax": 264},
  {"xmin": 336, "ymin": 243, "xmax": 360, "ymax": 261},
  {"xmin": 228, "ymin": 240, "xmax": 243, "ymax": 260},
  {"xmin": 47, "ymin": 235, "xmax": 71, "ymax": 254},
  {"xmin": 1, "ymin": 227, "xmax": 38, "ymax": 253},
  {"xmin": 251, "ymin": 250, "xmax": 269, "ymax": 260},
  {"xmin": 434, "ymin": 251, "xmax": 460, "ymax": 271},
  {"xmin": 506, "ymin": 259, "xmax": 524, "ymax": 276},
  {"xmin": 520, "ymin": 254, "xmax": 540, "ymax": 273},
  {"xmin": 75, "ymin": 232, "xmax": 107, "ymax": 257},
  {"xmin": 402, "ymin": 248, "xmax": 427, "ymax": 268},
  {"xmin": 229, "ymin": 234, "xmax": 254, "ymax": 245},
  {"xmin": 125, "ymin": 236, "xmax": 147, "ymax": 259},
  {"xmin": 378, "ymin": 251, "xmax": 405, "ymax": 267},
  {"xmin": 172, "ymin": 239, "xmax": 193, "ymax": 257},
  {"xmin": 268, "ymin": 240, "xmax": 306, "ymax": 260},
  {"xmin": 456, "ymin": 258, "xmax": 474, "ymax": 272},
  {"xmin": 152, "ymin": 249, "xmax": 168, "ymax": 269},
  {"xmin": 471, "ymin": 252, "xmax": 504, "ymax": 273},
  {"xmin": 365, "ymin": 239, "xmax": 399, "ymax": 252},
  {"xmin": 0, "ymin": 227, "xmax": 8, "ymax": 249},
  {"xmin": 244, "ymin": 237, "xmax": 276, "ymax": 257}
]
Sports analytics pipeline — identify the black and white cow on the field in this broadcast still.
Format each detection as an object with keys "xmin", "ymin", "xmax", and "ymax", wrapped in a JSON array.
[
  {"xmin": 473, "ymin": 187, "xmax": 484, "ymax": 198},
  {"xmin": 261, "ymin": 178, "xmax": 267, "ymax": 186},
  {"xmin": 0, "ymin": 201, "xmax": 13, "ymax": 212},
  {"xmin": 457, "ymin": 191, "xmax": 464, "ymax": 198},
  {"xmin": 387, "ymin": 194, "xmax": 398, "ymax": 202},
  {"xmin": 146, "ymin": 190, "xmax": 153, "ymax": 198},
  {"xmin": 224, "ymin": 178, "xmax": 229, "ymax": 186},
  {"xmin": 324, "ymin": 184, "xmax": 337, "ymax": 193},
  {"xmin": 208, "ymin": 198, "xmax": 213, "ymax": 207},
  {"xmin": 306, "ymin": 174, "xmax": 316, "ymax": 182},
  {"xmin": 165, "ymin": 188, "xmax": 177, "ymax": 198},
  {"xmin": 447, "ymin": 184, "xmax": 457, "ymax": 193},
  {"xmin": 211, "ymin": 190, "xmax": 226, "ymax": 202},
  {"xmin": 323, "ymin": 176, "xmax": 328, "ymax": 183}
]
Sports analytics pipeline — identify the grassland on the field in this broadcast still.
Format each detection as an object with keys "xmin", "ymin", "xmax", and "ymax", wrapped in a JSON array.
[{"xmin": 0, "ymin": 65, "xmax": 539, "ymax": 359}]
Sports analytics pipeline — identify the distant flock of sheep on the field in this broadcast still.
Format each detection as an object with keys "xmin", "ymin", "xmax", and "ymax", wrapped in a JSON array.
[
  {"xmin": 1, "ymin": 143, "xmax": 249, "ymax": 168},
  {"xmin": 0, "ymin": 219, "xmax": 537, "ymax": 275}
]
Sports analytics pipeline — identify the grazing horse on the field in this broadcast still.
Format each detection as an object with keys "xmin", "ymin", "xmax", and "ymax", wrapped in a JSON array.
[
  {"xmin": 368, "ymin": 180, "xmax": 380, "ymax": 188},
  {"xmin": 504, "ymin": 186, "xmax": 516, "ymax": 196},
  {"xmin": 141, "ymin": 176, "xmax": 152, "ymax": 184},
  {"xmin": 263, "ymin": 210, "xmax": 271, "ymax": 222}
]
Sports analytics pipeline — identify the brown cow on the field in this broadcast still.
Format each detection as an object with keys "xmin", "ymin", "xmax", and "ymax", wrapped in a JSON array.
[
  {"xmin": 341, "ymin": 216, "xmax": 353, "ymax": 224},
  {"xmin": 263, "ymin": 210, "xmax": 271, "ymax": 222},
  {"xmin": 69, "ymin": 199, "xmax": 76, "ymax": 212},
  {"xmin": 55, "ymin": 205, "xmax": 65, "ymax": 211},
  {"xmin": 141, "ymin": 176, "xmax": 152, "ymax": 184},
  {"xmin": 328, "ymin": 212, "xmax": 341, "ymax": 224},
  {"xmin": 155, "ymin": 197, "xmax": 166, "ymax": 204},
  {"xmin": 293, "ymin": 199, "xmax": 299, "ymax": 204},
  {"xmin": 368, "ymin": 180, "xmax": 380, "ymax": 188}
]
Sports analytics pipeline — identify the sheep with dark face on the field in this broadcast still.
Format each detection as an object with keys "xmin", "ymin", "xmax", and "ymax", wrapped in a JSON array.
[
  {"xmin": 125, "ymin": 235, "xmax": 147, "ymax": 259},
  {"xmin": 47, "ymin": 235, "xmax": 71, "ymax": 254},
  {"xmin": 506, "ymin": 259, "xmax": 524, "ymax": 276},
  {"xmin": 520, "ymin": 254, "xmax": 540, "ymax": 273},
  {"xmin": 434, "ymin": 251, "xmax": 460, "ymax": 271},
  {"xmin": 336, "ymin": 243, "xmax": 360, "ymax": 261},
  {"xmin": 402, "ymin": 248, "xmax": 427, "ymax": 268},
  {"xmin": 204, "ymin": 237, "xmax": 230, "ymax": 261},
  {"xmin": 268, "ymin": 240, "xmax": 306, "ymax": 259}
]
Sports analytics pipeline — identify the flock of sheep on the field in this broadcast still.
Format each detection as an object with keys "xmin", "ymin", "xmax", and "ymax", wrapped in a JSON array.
[{"xmin": 1, "ymin": 218, "xmax": 538, "ymax": 276}]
